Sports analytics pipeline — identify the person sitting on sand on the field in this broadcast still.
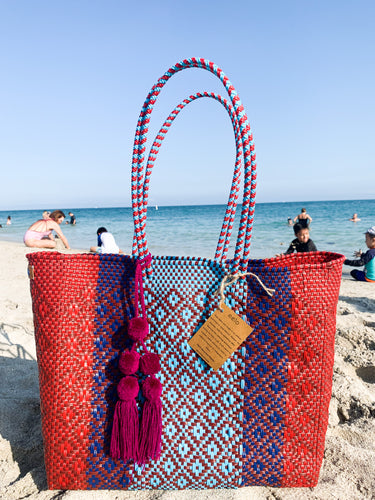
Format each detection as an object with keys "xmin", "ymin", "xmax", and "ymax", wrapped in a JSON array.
[
  {"xmin": 90, "ymin": 227, "xmax": 122, "ymax": 254},
  {"xmin": 281, "ymin": 223, "xmax": 317, "ymax": 255},
  {"xmin": 344, "ymin": 226, "xmax": 375, "ymax": 282},
  {"xmin": 293, "ymin": 207, "xmax": 312, "ymax": 228},
  {"xmin": 23, "ymin": 210, "xmax": 70, "ymax": 249},
  {"xmin": 349, "ymin": 213, "xmax": 361, "ymax": 222}
]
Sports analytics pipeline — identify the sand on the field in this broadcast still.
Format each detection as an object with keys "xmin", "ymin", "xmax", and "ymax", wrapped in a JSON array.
[{"xmin": 0, "ymin": 240, "xmax": 374, "ymax": 500}]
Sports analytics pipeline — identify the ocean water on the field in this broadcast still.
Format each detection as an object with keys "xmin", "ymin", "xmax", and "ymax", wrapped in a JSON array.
[{"xmin": 0, "ymin": 199, "xmax": 374, "ymax": 262}]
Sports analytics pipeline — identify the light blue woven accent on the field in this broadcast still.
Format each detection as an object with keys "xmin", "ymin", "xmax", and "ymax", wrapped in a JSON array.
[{"xmin": 128, "ymin": 255, "xmax": 246, "ymax": 489}]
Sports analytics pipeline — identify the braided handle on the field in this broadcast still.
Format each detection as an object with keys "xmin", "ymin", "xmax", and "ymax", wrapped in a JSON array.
[
  {"xmin": 131, "ymin": 58, "xmax": 257, "ymax": 273},
  {"xmin": 132, "ymin": 92, "xmax": 243, "ymax": 263}
]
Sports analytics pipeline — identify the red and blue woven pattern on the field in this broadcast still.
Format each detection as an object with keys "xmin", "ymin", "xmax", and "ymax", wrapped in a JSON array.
[
  {"xmin": 242, "ymin": 252, "xmax": 344, "ymax": 487},
  {"xmin": 27, "ymin": 250, "xmax": 344, "ymax": 489},
  {"xmin": 28, "ymin": 252, "xmax": 248, "ymax": 489},
  {"xmin": 28, "ymin": 253, "xmax": 135, "ymax": 489}
]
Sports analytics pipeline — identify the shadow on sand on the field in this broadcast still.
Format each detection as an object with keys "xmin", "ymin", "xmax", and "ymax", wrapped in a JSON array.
[
  {"xmin": 0, "ymin": 322, "xmax": 47, "ymax": 491},
  {"xmin": 339, "ymin": 295, "xmax": 375, "ymax": 314}
]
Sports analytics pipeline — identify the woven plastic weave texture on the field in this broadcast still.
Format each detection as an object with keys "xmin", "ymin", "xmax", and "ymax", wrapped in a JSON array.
[
  {"xmin": 242, "ymin": 252, "xmax": 344, "ymax": 487},
  {"xmin": 28, "ymin": 252, "xmax": 248, "ymax": 489}
]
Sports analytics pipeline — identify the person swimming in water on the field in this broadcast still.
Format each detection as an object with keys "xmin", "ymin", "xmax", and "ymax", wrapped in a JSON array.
[
  {"xmin": 293, "ymin": 208, "xmax": 312, "ymax": 228},
  {"xmin": 66, "ymin": 211, "xmax": 76, "ymax": 225},
  {"xmin": 349, "ymin": 213, "xmax": 361, "ymax": 222},
  {"xmin": 23, "ymin": 210, "xmax": 70, "ymax": 249}
]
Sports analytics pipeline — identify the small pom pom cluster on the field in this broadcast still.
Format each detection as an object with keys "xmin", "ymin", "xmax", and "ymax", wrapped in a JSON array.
[
  {"xmin": 117, "ymin": 346, "xmax": 161, "ymax": 402},
  {"xmin": 119, "ymin": 349, "xmax": 161, "ymax": 378}
]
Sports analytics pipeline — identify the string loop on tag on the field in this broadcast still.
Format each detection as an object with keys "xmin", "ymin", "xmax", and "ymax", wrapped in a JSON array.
[{"xmin": 216, "ymin": 272, "xmax": 275, "ymax": 310}]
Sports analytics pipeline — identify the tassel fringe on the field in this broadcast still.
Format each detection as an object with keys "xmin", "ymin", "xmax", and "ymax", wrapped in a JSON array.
[
  {"xmin": 138, "ymin": 375, "xmax": 162, "ymax": 465},
  {"xmin": 110, "ymin": 399, "xmax": 139, "ymax": 461}
]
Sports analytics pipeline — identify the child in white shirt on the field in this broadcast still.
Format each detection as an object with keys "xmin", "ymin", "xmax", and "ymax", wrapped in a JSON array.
[{"xmin": 90, "ymin": 227, "xmax": 122, "ymax": 254}]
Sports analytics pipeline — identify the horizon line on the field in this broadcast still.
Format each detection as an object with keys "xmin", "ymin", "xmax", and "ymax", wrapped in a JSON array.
[{"xmin": 0, "ymin": 197, "xmax": 373, "ymax": 212}]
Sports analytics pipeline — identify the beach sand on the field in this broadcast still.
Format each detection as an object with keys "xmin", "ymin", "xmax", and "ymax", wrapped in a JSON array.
[{"xmin": 0, "ymin": 240, "xmax": 374, "ymax": 500}]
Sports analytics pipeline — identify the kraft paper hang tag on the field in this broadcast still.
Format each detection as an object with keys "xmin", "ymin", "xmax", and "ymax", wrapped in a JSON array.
[{"xmin": 188, "ymin": 303, "xmax": 253, "ymax": 371}]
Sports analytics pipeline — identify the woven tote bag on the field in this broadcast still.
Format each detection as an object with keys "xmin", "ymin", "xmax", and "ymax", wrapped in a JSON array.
[{"xmin": 27, "ymin": 58, "xmax": 344, "ymax": 491}]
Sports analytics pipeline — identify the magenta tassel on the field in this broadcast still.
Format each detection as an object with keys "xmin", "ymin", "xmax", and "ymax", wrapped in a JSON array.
[
  {"xmin": 110, "ymin": 399, "xmax": 139, "ymax": 461},
  {"xmin": 110, "ymin": 375, "xmax": 139, "ymax": 462},
  {"xmin": 138, "ymin": 376, "xmax": 162, "ymax": 465}
]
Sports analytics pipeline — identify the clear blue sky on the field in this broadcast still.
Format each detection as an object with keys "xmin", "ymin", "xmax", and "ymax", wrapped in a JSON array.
[{"xmin": 1, "ymin": 0, "xmax": 374, "ymax": 209}]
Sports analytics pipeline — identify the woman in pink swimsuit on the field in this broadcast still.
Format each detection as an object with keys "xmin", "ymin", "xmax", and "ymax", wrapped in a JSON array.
[{"xmin": 24, "ymin": 210, "xmax": 71, "ymax": 249}]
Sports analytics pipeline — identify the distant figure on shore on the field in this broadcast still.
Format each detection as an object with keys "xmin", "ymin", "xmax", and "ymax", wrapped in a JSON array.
[
  {"xmin": 42, "ymin": 210, "xmax": 51, "ymax": 219},
  {"xmin": 344, "ymin": 226, "xmax": 375, "ymax": 282},
  {"xmin": 278, "ymin": 223, "xmax": 317, "ymax": 256},
  {"xmin": 6, "ymin": 216, "xmax": 11, "ymax": 225},
  {"xmin": 90, "ymin": 227, "xmax": 122, "ymax": 254},
  {"xmin": 349, "ymin": 213, "xmax": 361, "ymax": 222},
  {"xmin": 66, "ymin": 211, "xmax": 76, "ymax": 225},
  {"xmin": 23, "ymin": 210, "xmax": 70, "ymax": 249},
  {"xmin": 293, "ymin": 208, "xmax": 312, "ymax": 228}
]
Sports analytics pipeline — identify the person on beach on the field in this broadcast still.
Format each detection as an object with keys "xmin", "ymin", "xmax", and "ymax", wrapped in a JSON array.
[
  {"xmin": 344, "ymin": 226, "xmax": 375, "ymax": 282},
  {"xmin": 6, "ymin": 216, "xmax": 11, "ymax": 225},
  {"xmin": 279, "ymin": 223, "xmax": 317, "ymax": 255},
  {"xmin": 23, "ymin": 210, "xmax": 70, "ymax": 249},
  {"xmin": 293, "ymin": 207, "xmax": 312, "ymax": 228},
  {"xmin": 349, "ymin": 213, "xmax": 361, "ymax": 222},
  {"xmin": 90, "ymin": 227, "xmax": 122, "ymax": 254}
]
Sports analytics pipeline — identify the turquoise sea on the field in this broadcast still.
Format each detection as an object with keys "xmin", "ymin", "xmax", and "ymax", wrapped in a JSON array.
[{"xmin": 0, "ymin": 200, "xmax": 374, "ymax": 265}]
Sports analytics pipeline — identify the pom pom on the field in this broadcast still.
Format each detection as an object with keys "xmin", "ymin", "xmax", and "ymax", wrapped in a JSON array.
[
  {"xmin": 128, "ymin": 317, "xmax": 149, "ymax": 342},
  {"xmin": 117, "ymin": 376, "xmax": 139, "ymax": 401},
  {"xmin": 140, "ymin": 352, "xmax": 161, "ymax": 375},
  {"xmin": 142, "ymin": 375, "xmax": 162, "ymax": 401},
  {"xmin": 119, "ymin": 350, "xmax": 140, "ymax": 375}
]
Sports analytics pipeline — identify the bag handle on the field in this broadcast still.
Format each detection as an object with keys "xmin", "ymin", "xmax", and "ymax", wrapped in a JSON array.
[
  {"xmin": 132, "ymin": 91, "xmax": 243, "ymax": 263},
  {"xmin": 144, "ymin": 92, "xmax": 242, "ymax": 263},
  {"xmin": 131, "ymin": 58, "xmax": 257, "ymax": 274},
  {"xmin": 132, "ymin": 59, "xmax": 256, "ymax": 272}
]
